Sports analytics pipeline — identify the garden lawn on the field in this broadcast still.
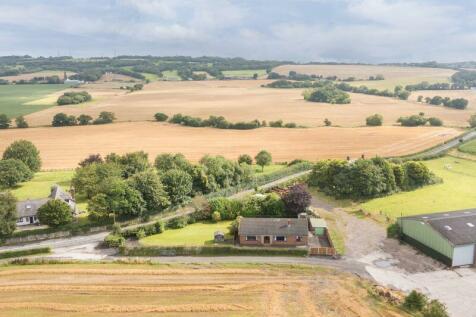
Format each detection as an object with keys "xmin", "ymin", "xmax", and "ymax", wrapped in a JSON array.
[
  {"xmin": 360, "ymin": 156, "xmax": 476, "ymax": 220},
  {"xmin": 139, "ymin": 221, "xmax": 232, "ymax": 246},
  {"xmin": 0, "ymin": 84, "xmax": 68, "ymax": 117},
  {"xmin": 11, "ymin": 170, "xmax": 74, "ymax": 200},
  {"xmin": 222, "ymin": 69, "xmax": 267, "ymax": 78},
  {"xmin": 458, "ymin": 139, "xmax": 476, "ymax": 155},
  {"xmin": 254, "ymin": 164, "xmax": 286, "ymax": 175}
]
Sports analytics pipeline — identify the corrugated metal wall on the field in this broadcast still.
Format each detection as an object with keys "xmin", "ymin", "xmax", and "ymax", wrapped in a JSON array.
[{"xmin": 399, "ymin": 219, "xmax": 453, "ymax": 259}]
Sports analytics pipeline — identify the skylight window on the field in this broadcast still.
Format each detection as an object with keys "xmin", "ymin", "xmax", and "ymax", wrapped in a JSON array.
[
  {"xmin": 444, "ymin": 225, "xmax": 452, "ymax": 230},
  {"xmin": 467, "ymin": 223, "xmax": 475, "ymax": 228}
]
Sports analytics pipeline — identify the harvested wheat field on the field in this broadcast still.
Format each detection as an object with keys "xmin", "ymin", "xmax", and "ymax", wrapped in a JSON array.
[
  {"xmin": 0, "ymin": 70, "xmax": 76, "ymax": 82},
  {"xmin": 24, "ymin": 80, "xmax": 474, "ymax": 128},
  {"xmin": 0, "ymin": 263, "xmax": 408, "ymax": 317},
  {"xmin": 0, "ymin": 122, "xmax": 459, "ymax": 170}
]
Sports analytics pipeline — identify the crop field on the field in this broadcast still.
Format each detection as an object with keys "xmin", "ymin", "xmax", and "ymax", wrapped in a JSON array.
[
  {"xmin": 0, "ymin": 84, "xmax": 70, "ymax": 117},
  {"xmin": 23, "ymin": 80, "xmax": 475, "ymax": 128},
  {"xmin": 0, "ymin": 70, "xmax": 75, "ymax": 82},
  {"xmin": 98, "ymin": 73, "xmax": 139, "ymax": 82},
  {"xmin": 0, "ymin": 263, "xmax": 407, "ymax": 317},
  {"xmin": 0, "ymin": 122, "xmax": 459, "ymax": 170},
  {"xmin": 360, "ymin": 156, "xmax": 476, "ymax": 220},
  {"xmin": 222, "ymin": 69, "xmax": 267, "ymax": 78}
]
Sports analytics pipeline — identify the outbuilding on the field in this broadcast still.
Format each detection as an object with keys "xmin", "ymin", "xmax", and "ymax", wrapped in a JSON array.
[
  {"xmin": 238, "ymin": 218, "xmax": 308, "ymax": 247},
  {"xmin": 398, "ymin": 209, "xmax": 476, "ymax": 267}
]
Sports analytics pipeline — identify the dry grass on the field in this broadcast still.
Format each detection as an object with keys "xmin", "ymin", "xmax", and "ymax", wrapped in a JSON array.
[
  {"xmin": 0, "ymin": 122, "xmax": 459, "ymax": 169},
  {"xmin": 0, "ymin": 263, "xmax": 408, "ymax": 317},
  {"xmin": 0, "ymin": 71, "xmax": 76, "ymax": 82},
  {"xmin": 98, "ymin": 72, "xmax": 140, "ymax": 83},
  {"xmin": 23, "ymin": 80, "xmax": 474, "ymax": 128}
]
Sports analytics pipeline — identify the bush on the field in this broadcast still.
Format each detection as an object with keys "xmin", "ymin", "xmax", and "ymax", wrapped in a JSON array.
[
  {"xmin": 422, "ymin": 300, "xmax": 449, "ymax": 317},
  {"xmin": 211, "ymin": 211, "xmax": 221, "ymax": 222},
  {"xmin": 104, "ymin": 234, "xmax": 125, "ymax": 248},
  {"xmin": 238, "ymin": 154, "xmax": 253, "ymax": 165},
  {"xmin": 15, "ymin": 116, "xmax": 28, "ymax": 128},
  {"xmin": 366, "ymin": 114, "xmax": 383, "ymax": 126},
  {"xmin": 52, "ymin": 113, "xmax": 76, "ymax": 127},
  {"xmin": 154, "ymin": 112, "xmax": 169, "ymax": 122},
  {"xmin": 397, "ymin": 115, "xmax": 428, "ymax": 127},
  {"xmin": 2, "ymin": 139, "xmax": 42, "ymax": 172},
  {"xmin": 428, "ymin": 117, "xmax": 443, "ymax": 126},
  {"xmin": 324, "ymin": 118, "xmax": 332, "ymax": 126},
  {"xmin": 93, "ymin": 111, "xmax": 115, "ymax": 124},
  {"xmin": 403, "ymin": 290, "xmax": 428, "ymax": 311},
  {"xmin": 281, "ymin": 184, "xmax": 312, "ymax": 216},
  {"xmin": 0, "ymin": 114, "xmax": 11, "ymax": 129},
  {"xmin": 0, "ymin": 247, "xmax": 50, "ymax": 259},
  {"xmin": 57, "ymin": 91, "xmax": 92, "ymax": 105},
  {"xmin": 167, "ymin": 216, "xmax": 189, "ymax": 229},
  {"xmin": 37, "ymin": 200, "xmax": 73, "ymax": 227},
  {"xmin": 304, "ymin": 86, "xmax": 351, "ymax": 104},
  {"xmin": 0, "ymin": 159, "xmax": 33, "ymax": 188},
  {"xmin": 386, "ymin": 222, "xmax": 401, "ymax": 238},
  {"xmin": 78, "ymin": 114, "xmax": 93, "ymax": 125}
]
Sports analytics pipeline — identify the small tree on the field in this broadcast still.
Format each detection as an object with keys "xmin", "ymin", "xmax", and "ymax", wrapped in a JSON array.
[
  {"xmin": 422, "ymin": 300, "xmax": 449, "ymax": 317},
  {"xmin": 211, "ymin": 211, "xmax": 221, "ymax": 222},
  {"xmin": 154, "ymin": 113, "xmax": 169, "ymax": 122},
  {"xmin": 15, "ymin": 116, "xmax": 28, "ymax": 128},
  {"xmin": 252, "ymin": 73, "xmax": 258, "ymax": 79},
  {"xmin": 366, "ymin": 114, "xmax": 383, "ymax": 126},
  {"xmin": 428, "ymin": 117, "xmax": 443, "ymax": 126},
  {"xmin": 78, "ymin": 114, "xmax": 93, "ymax": 125},
  {"xmin": 403, "ymin": 290, "xmax": 428, "ymax": 311},
  {"xmin": 0, "ymin": 114, "xmax": 11, "ymax": 129},
  {"xmin": 0, "ymin": 192, "xmax": 17, "ymax": 240},
  {"xmin": 238, "ymin": 154, "xmax": 253, "ymax": 165},
  {"xmin": 0, "ymin": 159, "xmax": 33, "ymax": 188},
  {"xmin": 93, "ymin": 111, "xmax": 116, "ymax": 124},
  {"xmin": 469, "ymin": 114, "xmax": 476, "ymax": 128},
  {"xmin": 52, "ymin": 113, "xmax": 76, "ymax": 127},
  {"xmin": 282, "ymin": 184, "xmax": 312, "ymax": 215},
  {"xmin": 37, "ymin": 199, "xmax": 73, "ymax": 227},
  {"xmin": 324, "ymin": 118, "xmax": 332, "ymax": 126},
  {"xmin": 78, "ymin": 154, "xmax": 103, "ymax": 167},
  {"xmin": 2, "ymin": 140, "xmax": 42, "ymax": 172},
  {"xmin": 255, "ymin": 150, "xmax": 272, "ymax": 172}
]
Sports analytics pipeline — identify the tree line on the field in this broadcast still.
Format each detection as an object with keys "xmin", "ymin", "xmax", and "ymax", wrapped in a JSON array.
[
  {"xmin": 57, "ymin": 91, "xmax": 92, "ymax": 105},
  {"xmin": 417, "ymin": 95, "xmax": 468, "ymax": 110},
  {"xmin": 52, "ymin": 111, "xmax": 115, "ymax": 127}
]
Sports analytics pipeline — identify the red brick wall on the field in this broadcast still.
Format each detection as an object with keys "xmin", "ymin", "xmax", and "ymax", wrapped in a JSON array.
[{"xmin": 239, "ymin": 235, "xmax": 308, "ymax": 247}]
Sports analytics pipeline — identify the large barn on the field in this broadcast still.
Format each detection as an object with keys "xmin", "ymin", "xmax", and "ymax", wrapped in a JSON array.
[{"xmin": 398, "ymin": 209, "xmax": 476, "ymax": 267}]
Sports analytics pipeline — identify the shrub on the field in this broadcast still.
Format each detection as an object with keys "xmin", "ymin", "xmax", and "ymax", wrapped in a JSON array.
[
  {"xmin": 238, "ymin": 154, "xmax": 253, "ymax": 165},
  {"xmin": 52, "ymin": 113, "xmax": 76, "ymax": 127},
  {"xmin": 0, "ymin": 247, "xmax": 50, "ymax": 259},
  {"xmin": 15, "ymin": 116, "xmax": 28, "ymax": 128},
  {"xmin": 154, "ymin": 112, "xmax": 169, "ymax": 122},
  {"xmin": 167, "ymin": 216, "xmax": 189, "ymax": 229},
  {"xmin": 57, "ymin": 91, "xmax": 92, "ymax": 105},
  {"xmin": 93, "ymin": 111, "xmax": 115, "ymax": 124},
  {"xmin": 281, "ymin": 184, "xmax": 312, "ymax": 216},
  {"xmin": 0, "ymin": 159, "xmax": 33, "ymax": 188},
  {"xmin": 37, "ymin": 199, "xmax": 73, "ymax": 227},
  {"xmin": 403, "ymin": 290, "xmax": 428, "ymax": 311},
  {"xmin": 428, "ymin": 117, "xmax": 443, "ymax": 126},
  {"xmin": 387, "ymin": 222, "xmax": 401, "ymax": 238},
  {"xmin": 366, "ymin": 114, "xmax": 383, "ymax": 126},
  {"xmin": 78, "ymin": 114, "xmax": 93, "ymax": 125},
  {"xmin": 211, "ymin": 211, "xmax": 221, "ymax": 222},
  {"xmin": 397, "ymin": 115, "xmax": 428, "ymax": 127},
  {"xmin": 0, "ymin": 114, "xmax": 11, "ymax": 129},
  {"xmin": 324, "ymin": 118, "xmax": 332, "ymax": 126},
  {"xmin": 422, "ymin": 300, "xmax": 449, "ymax": 317},
  {"xmin": 304, "ymin": 86, "xmax": 351, "ymax": 104},
  {"xmin": 2, "ymin": 139, "xmax": 42, "ymax": 172},
  {"xmin": 104, "ymin": 234, "xmax": 125, "ymax": 248}
]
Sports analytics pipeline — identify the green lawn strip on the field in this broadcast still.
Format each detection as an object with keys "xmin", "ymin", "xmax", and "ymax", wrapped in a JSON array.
[
  {"xmin": 359, "ymin": 156, "xmax": 476, "ymax": 220},
  {"xmin": 11, "ymin": 170, "xmax": 74, "ymax": 201},
  {"xmin": 161, "ymin": 70, "xmax": 181, "ymax": 80},
  {"xmin": 0, "ymin": 247, "xmax": 51, "ymax": 259},
  {"xmin": 459, "ymin": 139, "xmax": 476, "ymax": 155},
  {"xmin": 349, "ymin": 75, "xmax": 451, "ymax": 91},
  {"xmin": 222, "ymin": 69, "xmax": 266, "ymax": 78},
  {"xmin": 253, "ymin": 164, "xmax": 286, "ymax": 175},
  {"xmin": 0, "ymin": 84, "xmax": 69, "ymax": 117},
  {"xmin": 139, "ymin": 221, "xmax": 233, "ymax": 246}
]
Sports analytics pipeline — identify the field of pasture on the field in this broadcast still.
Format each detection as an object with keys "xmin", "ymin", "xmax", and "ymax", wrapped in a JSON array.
[
  {"xmin": 0, "ymin": 70, "xmax": 75, "ymax": 82},
  {"xmin": 0, "ymin": 122, "xmax": 459, "ymax": 170},
  {"xmin": 23, "ymin": 80, "xmax": 475, "ymax": 128},
  {"xmin": 0, "ymin": 263, "xmax": 408, "ymax": 317}
]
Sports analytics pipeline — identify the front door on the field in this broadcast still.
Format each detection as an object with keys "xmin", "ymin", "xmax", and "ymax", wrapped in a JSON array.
[
  {"xmin": 29, "ymin": 217, "xmax": 34, "ymax": 224},
  {"xmin": 264, "ymin": 236, "xmax": 271, "ymax": 244}
]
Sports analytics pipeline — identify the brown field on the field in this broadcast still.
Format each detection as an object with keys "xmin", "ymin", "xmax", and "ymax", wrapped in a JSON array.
[
  {"xmin": 24, "ymin": 80, "xmax": 475, "ymax": 128},
  {"xmin": 0, "ymin": 122, "xmax": 459, "ymax": 170},
  {"xmin": 0, "ymin": 263, "xmax": 407, "ymax": 317},
  {"xmin": 98, "ymin": 72, "xmax": 140, "ymax": 83},
  {"xmin": 0, "ymin": 70, "xmax": 76, "ymax": 82},
  {"xmin": 273, "ymin": 64, "xmax": 455, "ymax": 81}
]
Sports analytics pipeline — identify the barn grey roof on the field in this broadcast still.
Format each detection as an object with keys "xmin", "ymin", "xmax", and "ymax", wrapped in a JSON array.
[
  {"xmin": 49, "ymin": 185, "xmax": 73, "ymax": 201},
  {"xmin": 400, "ymin": 208, "xmax": 476, "ymax": 246},
  {"xmin": 16, "ymin": 198, "xmax": 49, "ymax": 218},
  {"xmin": 238, "ymin": 218, "xmax": 308, "ymax": 236}
]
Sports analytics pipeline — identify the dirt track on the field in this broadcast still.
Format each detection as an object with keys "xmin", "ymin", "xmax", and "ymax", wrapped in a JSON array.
[{"xmin": 0, "ymin": 122, "xmax": 460, "ymax": 169}]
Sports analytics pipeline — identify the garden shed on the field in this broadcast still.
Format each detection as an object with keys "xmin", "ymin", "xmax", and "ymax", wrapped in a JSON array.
[
  {"xmin": 214, "ymin": 231, "xmax": 225, "ymax": 242},
  {"xmin": 309, "ymin": 218, "xmax": 327, "ymax": 236}
]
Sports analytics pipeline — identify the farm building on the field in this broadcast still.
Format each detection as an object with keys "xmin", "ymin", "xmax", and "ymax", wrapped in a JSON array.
[
  {"xmin": 398, "ymin": 209, "xmax": 476, "ymax": 267},
  {"xmin": 309, "ymin": 218, "xmax": 328, "ymax": 236},
  {"xmin": 238, "ymin": 218, "xmax": 308, "ymax": 246}
]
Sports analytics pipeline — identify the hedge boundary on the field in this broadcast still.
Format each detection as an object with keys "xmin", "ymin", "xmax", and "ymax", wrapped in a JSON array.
[{"xmin": 0, "ymin": 247, "xmax": 51, "ymax": 259}]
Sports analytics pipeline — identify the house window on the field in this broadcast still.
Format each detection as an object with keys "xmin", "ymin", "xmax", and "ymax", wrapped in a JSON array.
[
  {"xmin": 296, "ymin": 236, "xmax": 302, "ymax": 242},
  {"xmin": 245, "ymin": 235, "xmax": 257, "ymax": 241},
  {"xmin": 275, "ymin": 236, "xmax": 286, "ymax": 242}
]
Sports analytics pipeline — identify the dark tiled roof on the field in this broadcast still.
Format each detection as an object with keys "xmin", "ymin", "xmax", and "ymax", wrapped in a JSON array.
[
  {"xmin": 49, "ymin": 184, "xmax": 73, "ymax": 201},
  {"xmin": 400, "ymin": 209, "xmax": 476, "ymax": 245},
  {"xmin": 16, "ymin": 199, "xmax": 49, "ymax": 218},
  {"xmin": 238, "ymin": 218, "xmax": 308, "ymax": 236}
]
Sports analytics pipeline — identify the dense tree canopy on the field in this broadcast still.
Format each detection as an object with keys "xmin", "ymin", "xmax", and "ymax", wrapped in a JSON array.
[
  {"xmin": 0, "ymin": 159, "xmax": 33, "ymax": 188},
  {"xmin": 366, "ymin": 114, "xmax": 383, "ymax": 126},
  {"xmin": 281, "ymin": 184, "xmax": 312, "ymax": 215},
  {"xmin": 161, "ymin": 169, "xmax": 193, "ymax": 205},
  {"xmin": 0, "ymin": 192, "xmax": 17, "ymax": 240},
  {"xmin": 37, "ymin": 199, "xmax": 73, "ymax": 227},
  {"xmin": 2, "ymin": 140, "xmax": 41, "ymax": 172},
  {"xmin": 128, "ymin": 170, "xmax": 170, "ymax": 212},
  {"xmin": 255, "ymin": 150, "xmax": 272, "ymax": 172}
]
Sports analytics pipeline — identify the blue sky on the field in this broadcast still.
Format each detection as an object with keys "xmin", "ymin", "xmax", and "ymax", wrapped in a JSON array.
[{"xmin": 0, "ymin": 0, "xmax": 475, "ymax": 63}]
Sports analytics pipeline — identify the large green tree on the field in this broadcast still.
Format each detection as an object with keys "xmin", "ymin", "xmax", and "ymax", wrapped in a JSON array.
[
  {"xmin": 72, "ymin": 162, "xmax": 123, "ymax": 198},
  {"xmin": 2, "ymin": 140, "xmax": 41, "ymax": 172},
  {"xmin": 0, "ymin": 159, "xmax": 33, "ymax": 188},
  {"xmin": 255, "ymin": 150, "xmax": 272, "ymax": 172},
  {"xmin": 161, "ymin": 169, "xmax": 193, "ymax": 205},
  {"xmin": 128, "ymin": 170, "xmax": 170, "ymax": 212},
  {"xmin": 37, "ymin": 199, "xmax": 73, "ymax": 227},
  {"xmin": 0, "ymin": 192, "xmax": 17, "ymax": 240}
]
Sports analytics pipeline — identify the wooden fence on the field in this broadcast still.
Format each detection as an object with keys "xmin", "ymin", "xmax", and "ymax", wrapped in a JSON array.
[{"xmin": 309, "ymin": 247, "xmax": 336, "ymax": 256}]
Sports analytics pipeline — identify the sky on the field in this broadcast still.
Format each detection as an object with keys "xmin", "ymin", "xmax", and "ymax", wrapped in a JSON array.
[{"xmin": 0, "ymin": 0, "xmax": 475, "ymax": 63}]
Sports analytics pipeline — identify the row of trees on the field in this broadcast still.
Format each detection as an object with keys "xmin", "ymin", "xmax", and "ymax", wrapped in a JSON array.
[
  {"xmin": 57, "ymin": 91, "xmax": 92, "ymax": 105},
  {"xmin": 0, "ymin": 114, "xmax": 28, "ymax": 129},
  {"xmin": 397, "ymin": 113, "xmax": 443, "ymax": 127},
  {"xmin": 52, "ymin": 111, "xmax": 115, "ymax": 127},
  {"xmin": 308, "ymin": 157, "xmax": 436, "ymax": 199},
  {"xmin": 303, "ymin": 85, "xmax": 351, "ymax": 104},
  {"xmin": 405, "ymin": 81, "xmax": 466, "ymax": 91},
  {"xmin": 0, "ymin": 140, "xmax": 41, "ymax": 189},
  {"xmin": 336, "ymin": 82, "xmax": 411, "ymax": 100},
  {"xmin": 417, "ymin": 95, "xmax": 469, "ymax": 110}
]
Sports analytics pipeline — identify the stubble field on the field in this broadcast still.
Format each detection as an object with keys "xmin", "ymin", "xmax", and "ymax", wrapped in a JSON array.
[
  {"xmin": 0, "ymin": 122, "xmax": 459, "ymax": 169},
  {"xmin": 23, "ymin": 80, "xmax": 475, "ymax": 128},
  {"xmin": 0, "ymin": 263, "xmax": 407, "ymax": 317}
]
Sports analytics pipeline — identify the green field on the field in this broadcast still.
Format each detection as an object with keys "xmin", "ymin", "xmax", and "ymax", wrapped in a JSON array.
[
  {"xmin": 140, "ymin": 221, "xmax": 233, "ymax": 246},
  {"xmin": 458, "ymin": 139, "xmax": 476, "ymax": 155},
  {"xmin": 222, "ymin": 69, "xmax": 267, "ymax": 78},
  {"xmin": 254, "ymin": 164, "xmax": 286, "ymax": 175},
  {"xmin": 161, "ymin": 70, "xmax": 181, "ymax": 80},
  {"xmin": 141, "ymin": 72, "xmax": 161, "ymax": 81},
  {"xmin": 11, "ymin": 170, "xmax": 74, "ymax": 200},
  {"xmin": 350, "ymin": 76, "xmax": 451, "ymax": 90},
  {"xmin": 0, "ymin": 84, "xmax": 68, "ymax": 117},
  {"xmin": 360, "ymin": 156, "xmax": 476, "ymax": 219}
]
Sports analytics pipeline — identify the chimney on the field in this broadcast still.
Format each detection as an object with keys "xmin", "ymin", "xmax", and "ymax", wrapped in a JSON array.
[{"xmin": 287, "ymin": 220, "xmax": 291, "ymax": 227}]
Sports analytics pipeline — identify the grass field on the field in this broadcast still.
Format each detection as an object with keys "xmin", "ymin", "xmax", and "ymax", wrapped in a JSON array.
[
  {"xmin": 22, "ymin": 80, "xmax": 475, "ymax": 128},
  {"xmin": 161, "ymin": 70, "xmax": 181, "ymax": 80},
  {"xmin": 360, "ymin": 156, "xmax": 476, "ymax": 220},
  {"xmin": 222, "ymin": 69, "xmax": 267, "ymax": 78},
  {"xmin": 0, "ymin": 262, "xmax": 408, "ymax": 317},
  {"xmin": 0, "ymin": 84, "xmax": 68, "ymax": 117},
  {"xmin": 11, "ymin": 170, "xmax": 74, "ymax": 200},
  {"xmin": 254, "ymin": 164, "xmax": 286, "ymax": 174},
  {"xmin": 0, "ymin": 70, "xmax": 75, "ymax": 82},
  {"xmin": 459, "ymin": 139, "xmax": 476, "ymax": 154},
  {"xmin": 141, "ymin": 72, "xmax": 161, "ymax": 81},
  {"xmin": 0, "ymin": 122, "xmax": 459, "ymax": 169},
  {"xmin": 140, "ymin": 221, "xmax": 233, "ymax": 246}
]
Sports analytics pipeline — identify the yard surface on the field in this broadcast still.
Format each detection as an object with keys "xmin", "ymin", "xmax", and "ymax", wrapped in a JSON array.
[
  {"xmin": 0, "ymin": 84, "xmax": 69, "ymax": 117},
  {"xmin": 458, "ymin": 139, "xmax": 476, "ymax": 154},
  {"xmin": 11, "ymin": 170, "xmax": 74, "ymax": 200},
  {"xmin": 140, "ymin": 221, "xmax": 233, "ymax": 246},
  {"xmin": 0, "ymin": 122, "xmax": 459, "ymax": 169},
  {"xmin": 0, "ymin": 262, "xmax": 408, "ymax": 317},
  {"xmin": 360, "ymin": 156, "xmax": 476, "ymax": 219}
]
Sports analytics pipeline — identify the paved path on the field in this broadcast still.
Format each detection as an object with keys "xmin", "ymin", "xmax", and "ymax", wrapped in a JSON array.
[{"xmin": 409, "ymin": 129, "xmax": 476, "ymax": 159}]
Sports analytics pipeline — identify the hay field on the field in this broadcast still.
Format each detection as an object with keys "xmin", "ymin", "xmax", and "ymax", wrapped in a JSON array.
[
  {"xmin": 0, "ymin": 70, "xmax": 75, "ymax": 82},
  {"xmin": 0, "ymin": 263, "xmax": 407, "ymax": 317},
  {"xmin": 23, "ymin": 80, "xmax": 474, "ymax": 128},
  {"xmin": 0, "ymin": 122, "xmax": 459, "ymax": 170},
  {"xmin": 98, "ymin": 73, "xmax": 140, "ymax": 82}
]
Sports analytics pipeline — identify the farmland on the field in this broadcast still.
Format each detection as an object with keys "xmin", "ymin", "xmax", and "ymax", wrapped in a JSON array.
[
  {"xmin": 0, "ymin": 70, "xmax": 75, "ymax": 82},
  {"xmin": 0, "ymin": 84, "xmax": 69, "ymax": 117},
  {"xmin": 360, "ymin": 156, "xmax": 476, "ymax": 220},
  {"xmin": 23, "ymin": 80, "xmax": 476, "ymax": 128},
  {"xmin": 222, "ymin": 69, "xmax": 267, "ymax": 78},
  {"xmin": 0, "ymin": 263, "xmax": 408, "ymax": 317},
  {"xmin": 0, "ymin": 122, "xmax": 459, "ymax": 170}
]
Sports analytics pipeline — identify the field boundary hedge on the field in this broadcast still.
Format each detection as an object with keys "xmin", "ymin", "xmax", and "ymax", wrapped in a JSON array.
[
  {"xmin": 0, "ymin": 247, "xmax": 51, "ymax": 259},
  {"xmin": 122, "ymin": 245, "xmax": 308, "ymax": 257}
]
